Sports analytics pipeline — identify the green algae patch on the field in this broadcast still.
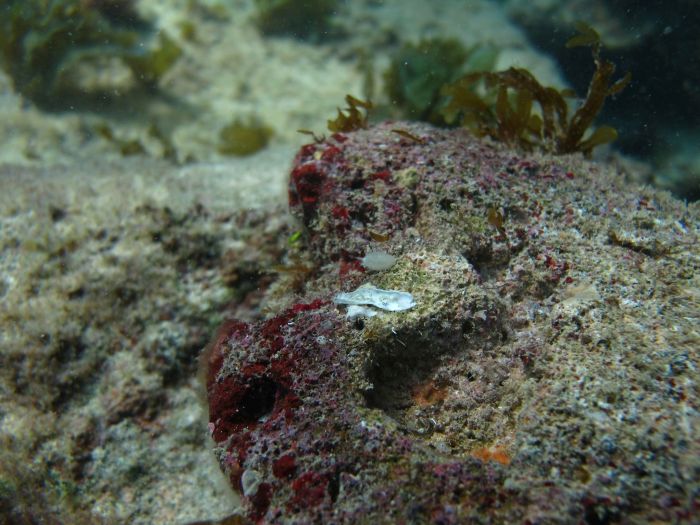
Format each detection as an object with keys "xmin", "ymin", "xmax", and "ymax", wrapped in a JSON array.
[
  {"xmin": 254, "ymin": 0, "xmax": 338, "ymax": 40},
  {"xmin": 384, "ymin": 38, "xmax": 467, "ymax": 123},
  {"xmin": 0, "ymin": 0, "xmax": 181, "ymax": 110},
  {"xmin": 218, "ymin": 118, "xmax": 274, "ymax": 156},
  {"xmin": 124, "ymin": 32, "xmax": 182, "ymax": 88},
  {"xmin": 384, "ymin": 38, "xmax": 499, "ymax": 124}
]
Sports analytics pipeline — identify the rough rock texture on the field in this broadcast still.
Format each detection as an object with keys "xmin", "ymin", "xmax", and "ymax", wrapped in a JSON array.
[
  {"xmin": 0, "ymin": 153, "xmax": 292, "ymax": 524},
  {"xmin": 207, "ymin": 122, "xmax": 699, "ymax": 524}
]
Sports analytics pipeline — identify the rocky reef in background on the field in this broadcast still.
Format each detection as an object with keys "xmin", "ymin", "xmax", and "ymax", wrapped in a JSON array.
[
  {"xmin": 0, "ymin": 154, "xmax": 294, "ymax": 524},
  {"xmin": 206, "ymin": 122, "xmax": 699, "ymax": 523}
]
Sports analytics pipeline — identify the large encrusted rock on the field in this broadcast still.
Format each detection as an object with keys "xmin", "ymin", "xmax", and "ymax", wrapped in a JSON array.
[{"xmin": 206, "ymin": 122, "xmax": 699, "ymax": 524}]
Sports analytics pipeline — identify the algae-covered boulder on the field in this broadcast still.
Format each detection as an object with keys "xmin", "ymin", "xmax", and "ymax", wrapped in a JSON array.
[{"xmin": 206, "ymin": 122, "xmax": 699, "ymax": 523}]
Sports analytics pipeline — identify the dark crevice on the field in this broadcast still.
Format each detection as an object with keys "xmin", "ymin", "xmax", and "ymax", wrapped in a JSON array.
[{"xmin": 236, "ymin": 377, "xmax": 277, "ymax": 424}]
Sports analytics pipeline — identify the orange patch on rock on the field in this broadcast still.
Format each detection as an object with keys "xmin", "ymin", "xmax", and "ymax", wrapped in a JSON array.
[
  {"xmin": 412, "ymin": 381, "xmax": 448, "ymax": 407},
  {"xmin": 471, "ymin": 445, "xmax": 511, "ymax": 465}
]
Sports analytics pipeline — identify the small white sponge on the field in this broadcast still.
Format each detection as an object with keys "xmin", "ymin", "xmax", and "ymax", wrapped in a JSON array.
[{"xmin": 360, "ymin": 251, "xmax": 397, "ymax": 272}]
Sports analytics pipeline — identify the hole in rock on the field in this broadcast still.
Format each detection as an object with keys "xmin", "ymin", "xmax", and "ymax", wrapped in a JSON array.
[
  {"xmin": 361, "ymin": 320, "xmax": 515, "ymax": 458},
  {"xmin": 363, "ymin": 332, "xmax": 452, "ymax": 440},
  {"xmin": 236, "ymin": 377, "xmax": 277, "ymax": 424}
]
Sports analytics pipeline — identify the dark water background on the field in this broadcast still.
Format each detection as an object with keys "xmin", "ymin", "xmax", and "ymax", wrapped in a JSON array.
[{"xmin": 504, "ymin": 0, "xmax": 700, "ymax": 200}]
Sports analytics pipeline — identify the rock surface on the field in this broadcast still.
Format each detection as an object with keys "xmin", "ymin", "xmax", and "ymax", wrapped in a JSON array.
[
  {"xmin": 0, "ymin": 153, "xmax": 291, "ymax": 524},
  {"xmin": 207, "ymin": 122, "xmax": 699, "ymax": 523}
]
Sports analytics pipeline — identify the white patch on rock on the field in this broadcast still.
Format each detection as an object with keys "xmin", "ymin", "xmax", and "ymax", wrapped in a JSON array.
[
  {"xmin": 346, "ymin": 305, "xmax": 379, "ymax": 319},
  {"xmin": 361, "ymin": 250, "xmax": 397, "ymax": 271},
  {"xmin": 241, "ymin": 469, "xmax": 262, "ymax": 497},
  {"xmin": 334, "ymin": 283, "xmax": 416, "ymax": 313}
]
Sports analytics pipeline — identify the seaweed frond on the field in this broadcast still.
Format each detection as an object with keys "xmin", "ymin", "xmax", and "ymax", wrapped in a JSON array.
[
  {"xmin": 559, "ymin": 22, "xmax": 632, "ymax": 154},
  {"xmin": 441, "ymin": 22, "xmax": 630, "ymax": 156},
  {"xmin": 565, "ymin": 21, "xmax": 601, "ymax": 49},
  {"xmin": 391, "ymin": 128, "xmax": 425, "ymax": 143},
  {"xmin": 297, "ymin": 129, "xmax": 326, "ymax": 143},
  {"xmin": 327, "ymin": 95, "xmax": 373, "ymax": 133}
]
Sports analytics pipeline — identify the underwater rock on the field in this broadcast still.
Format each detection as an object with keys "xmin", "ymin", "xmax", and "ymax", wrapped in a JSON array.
[
  {"xmin": 0, "ymin": 157, "xmax": 292, "ymax": 524},
  {"xmin": 207, "ymin": 122, "xmax": 699, "ymax": 523}
]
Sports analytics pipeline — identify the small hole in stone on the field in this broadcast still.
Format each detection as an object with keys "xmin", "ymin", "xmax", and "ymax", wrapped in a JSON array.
[
  {"xmin": 328, "ymin": 471, "xmax": 340, "ymax": 502},
  {"xmin": 363, "ymin": 334, "xmax": 448, "ymax": 437},
  {"xmin": 237, "ymin": 377, "xmax": 277, "ymax": 424},
  {"xmin": 462, "ymin": 320, "xmax": 475, "ymax": 335}
]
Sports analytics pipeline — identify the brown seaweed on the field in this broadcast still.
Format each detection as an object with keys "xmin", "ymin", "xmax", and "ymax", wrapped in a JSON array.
[
  {"xmin": 327, "ymin": 95, "xmax": 373, "ymax": 133},
  {"xmin": 441, "ymin": 23, "xmax": 630, "ymax": 156}
]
